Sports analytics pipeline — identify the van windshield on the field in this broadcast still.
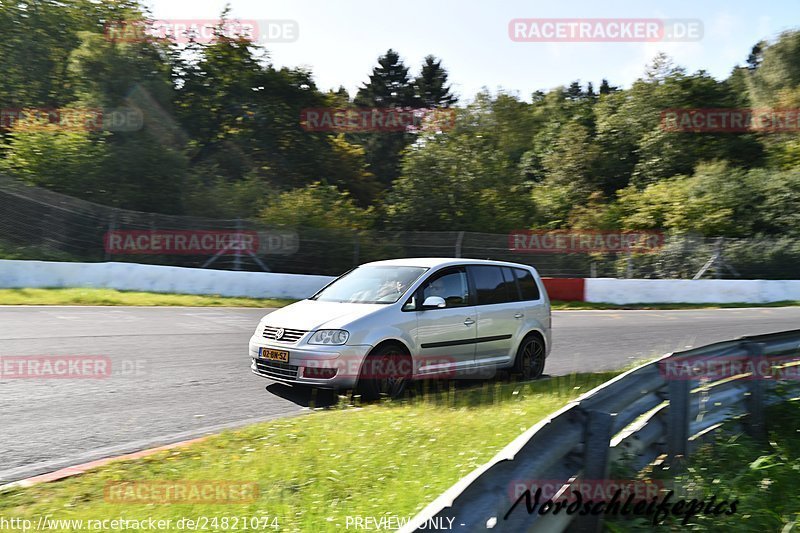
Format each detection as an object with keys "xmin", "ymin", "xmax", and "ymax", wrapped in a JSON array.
[{"xmin": 311, "ymin": 266, "xmax": 427, "ymax": 304}]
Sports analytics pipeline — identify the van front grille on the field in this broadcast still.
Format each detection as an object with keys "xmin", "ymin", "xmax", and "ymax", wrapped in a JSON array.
[{"xmin": 262, "ymin": 326, "xmax": 307, "ymax": 343}]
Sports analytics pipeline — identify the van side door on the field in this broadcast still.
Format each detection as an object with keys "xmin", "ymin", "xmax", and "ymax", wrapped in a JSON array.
[
  {"xmin": 412, "ymin": 267, "xmax": 477, "ymax": 377},
  {"xmin": 468, "ymin": 265, "xmax": 522, "ymax": 367}
]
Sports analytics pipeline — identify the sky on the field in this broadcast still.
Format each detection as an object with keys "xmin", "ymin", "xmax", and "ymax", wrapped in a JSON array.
[{"xmin": 143, "ymin": 0, "xmax": 800, "ymax": 103}]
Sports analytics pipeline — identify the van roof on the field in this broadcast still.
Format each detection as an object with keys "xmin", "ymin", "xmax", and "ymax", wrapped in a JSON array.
[{"xmin": 360, "ymin": 257, "xmax": 538, "ymax": 271}]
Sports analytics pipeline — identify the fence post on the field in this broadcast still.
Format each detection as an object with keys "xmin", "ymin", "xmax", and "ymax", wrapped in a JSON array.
[
  {"xmin": 233, "ymin": 218, "xmax": 242, "ymax": 271},
  {"xmin": 454, "ymin": 231, "xmax": 464, "ymax": 258},
  {"xmin": 626, "ymin": 251, "xmax": 633, "ymax": 278},
  {"xmin": 745, "ymin": 341, "xmax": 767, "ymax": 442},
  {"xmin": 667, "ymin": 379, "xmax": 691, "ymax": 459},
  {"xmin": 105, "ymin": 209, "xmax": 117, "ymax": 262},
  {"xmin": 573, "ymin": 410, "xmax": 614, "ymax": 533}
]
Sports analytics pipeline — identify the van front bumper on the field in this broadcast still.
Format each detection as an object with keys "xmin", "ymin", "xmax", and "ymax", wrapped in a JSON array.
[{"xmin": 249, "ymin": 335, "xmax": 372, "ymax": 390}]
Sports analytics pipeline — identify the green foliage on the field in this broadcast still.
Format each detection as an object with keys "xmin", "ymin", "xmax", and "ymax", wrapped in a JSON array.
[
  {"xmin": 648, "ymin": 401, "xmax": 800, "ymax": 531},
  {"xmin": 617, "ymin": 162, "xmax": 799, "ymax": 238},
  {"xmin": 541, "ymin": 120, "xmax": 599, "ymax": 196},
  {"xmin": 351, "ymin": 49, "xmax": 417, "ymax": 187},
  {"xmin": 529, "ymin": 182, "xmax": 575, "ymax": 229},
  {"xmin": 748, "ymin": 31, "xmax": 800, "ymax": 108},
  {"xmin": 260, "ymin": 182, "xmax": 373, "ymax": 230},
  {"xmin": 355, "ymin": 49, "xmax": 415, "ymax": 109},
  {"xmin": 387, "ymin": 105, "xmax": 534, "ymax": 232},
  {"xmin": 0, "ymin": 0, "xmax": 143, "ymax": 108},
  {"xmin": 414, "ymin": 55, "xmax": 457, "ymax": 108},
  {"xmin": 1, "ymin": 1, "xmax": 800, "ymax": 244},
  {"xmin": 67, "ymin": 31, "xmax": 174, "ymax": 109},
  {"xmin": 0, "ymin": 118, "xmax": 109, "ymax": 200}
]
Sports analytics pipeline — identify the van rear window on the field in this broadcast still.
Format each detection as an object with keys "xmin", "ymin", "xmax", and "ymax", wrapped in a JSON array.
[{"xmin": 512, "ymin": 268, "xmax": 540, "ymax": 301}]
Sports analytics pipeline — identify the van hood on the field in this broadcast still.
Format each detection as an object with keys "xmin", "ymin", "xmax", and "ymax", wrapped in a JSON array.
[{"xmin": 261, "ymin": 299, "xmax": 386, "ymax": 330}]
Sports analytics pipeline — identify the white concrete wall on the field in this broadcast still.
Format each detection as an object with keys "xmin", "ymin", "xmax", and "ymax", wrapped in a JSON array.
[
  {"xmin": 585, "ymin": 278, "xmax": 800, "ymax": 304},
  {"xmin": 0, "ymin": 260, "xmax": 334, "ymax": 300},
  {"xmin": 2, "ymin": 260, "xmax": 799, "ymax": 304}
]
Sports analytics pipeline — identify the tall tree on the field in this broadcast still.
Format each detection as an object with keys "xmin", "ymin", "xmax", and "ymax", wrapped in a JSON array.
[
  {"xmin": 0, "ymin": 2, "xmax": 188, "ymax": 214},
  {"xmin": 386, "ymin": 91, "xmax": 537, "ymax": 231},
  {"xmin": 541, "ymin": 121, "xmax": 599, "ymax": 197},
  {"xmin": 66, "ymin": 29, "xmax": 188, "ymax": 213},
  {"xmin": 413, "ymin": 55, "xmax": 457, "ymax": 108},
  {"xmin": 353, "ymin": 49, "xmax": 416, "ymax": 187},
  {"xmin": 0, "ymin": 0, "xmax": 144, "ymax": 109},
  {"xmin": 174, "ymin": 17, "xmax": 380, "ymax": 213},
  {"xmin": 744, "ymin": 31, "xmax": 800, "ymax": 169},
  {"xmin": 747, "ymin": 41, "xmax": 766, "ymax": 71},
  {"xmin": 354, "ymin": 49, "xmax": 415, "ymax": 108},
  {"xmin": 598, "ymin": 79, "xmax": 617, "ymax": 95},
  {"xmin": 566, "ymin": 81, "xmax": 583, "ymax": 100}
]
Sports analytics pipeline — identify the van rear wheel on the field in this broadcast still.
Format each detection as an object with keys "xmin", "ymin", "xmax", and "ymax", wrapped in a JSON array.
[{"xmin": 514, "ymin": 335, "xmax": 545, "ymax": 380}]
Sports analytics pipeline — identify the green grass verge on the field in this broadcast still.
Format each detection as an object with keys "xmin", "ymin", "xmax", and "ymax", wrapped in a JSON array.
[
  {"xmin": 671, "ymin": 399, "xmax": 800, "ymax": 531},
  {"xmin": 0, "ymin": 288, "xmax": 294, "ymax": 308},
  {"xmin": 607, "ymin": 397, "xmax": 800, "ymax": 532},
  {"xmin": 0, "ymin": 372, "xmax": 620, "ymax": 532},
  {"xmin": 0, "ymin": 288, "xmax": 797, "ymax": 310}
]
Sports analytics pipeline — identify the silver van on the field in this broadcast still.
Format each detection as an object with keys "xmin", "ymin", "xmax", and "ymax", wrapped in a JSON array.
[{"xmin": 250, "ymin": 258, "xmax": 551, "ymax": 398}]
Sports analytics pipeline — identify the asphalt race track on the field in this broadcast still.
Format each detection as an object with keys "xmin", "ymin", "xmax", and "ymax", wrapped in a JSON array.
[{"xmin": 2, "ymin": 305, "xmax": 799, "ymax": 484}]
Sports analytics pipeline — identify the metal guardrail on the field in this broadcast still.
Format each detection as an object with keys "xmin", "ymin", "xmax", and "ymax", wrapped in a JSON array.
[{"xmin": 400, "ymin": 329, "xmax": 800, "ymax": 532}]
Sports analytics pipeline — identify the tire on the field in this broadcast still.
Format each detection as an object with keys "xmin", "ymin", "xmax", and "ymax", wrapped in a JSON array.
[
  {"xmin": 513, "ymin": 335, "xmax": 545, "ymax": 380},
  {"xmin": 356, "ymin": 344, "xmax": 411, "ymax": 401}
]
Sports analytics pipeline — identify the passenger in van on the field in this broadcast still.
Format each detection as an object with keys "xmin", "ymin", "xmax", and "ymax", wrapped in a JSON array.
[{"xmin": 375, "ymin": 279, "xmax": 406, "ymax": 302}]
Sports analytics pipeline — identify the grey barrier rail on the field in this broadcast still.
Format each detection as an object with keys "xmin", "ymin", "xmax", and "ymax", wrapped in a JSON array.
[{"xmin": 400, "ymin": 329, "xmax": 800, "ymax": 532}]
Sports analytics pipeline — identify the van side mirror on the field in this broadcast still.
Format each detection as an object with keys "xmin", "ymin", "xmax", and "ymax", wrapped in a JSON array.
[{"xmin": 421, "ymin": 296, "xmax": 446, "ymax": 309}]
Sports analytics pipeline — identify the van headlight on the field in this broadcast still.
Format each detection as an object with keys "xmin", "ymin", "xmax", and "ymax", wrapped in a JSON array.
[{"xmin": 308, "ymin": 330, "xmax": 349, "ymax": 345}]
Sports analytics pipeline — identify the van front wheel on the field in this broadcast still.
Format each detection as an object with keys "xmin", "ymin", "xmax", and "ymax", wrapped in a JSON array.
[{"xmin": 356, "ymin": 345, "xmax": 411, "ymax": 401}]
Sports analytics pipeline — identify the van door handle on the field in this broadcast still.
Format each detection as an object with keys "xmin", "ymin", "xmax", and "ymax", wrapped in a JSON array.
[
  {"xmin": 464, "ymin": 318, "xmax": 475, "ymax": 326},
  {"xmin": 514, "ymin": 313, "xmax": 524, "ymax": 319}
]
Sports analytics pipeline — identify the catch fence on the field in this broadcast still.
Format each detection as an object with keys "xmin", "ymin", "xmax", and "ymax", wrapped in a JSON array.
[{"xmin": 0, "ymin": 177, "xmax": 797, "ymax": 278}]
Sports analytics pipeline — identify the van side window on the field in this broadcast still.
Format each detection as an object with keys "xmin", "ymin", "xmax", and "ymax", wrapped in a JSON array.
[
  {"xmin": 513, "ymin": 268, "xmax": 541, "ymax": 301},
  {"xmin": 470, "ymin": 265, "xmax": 515, "ymax": 305},
  {"xmin": 502, "ymin": 267, "xmax": 522, "ymax": 301},
  {"xmin": 419, "ymin": 269, "xmax": 470, "ymax": 308}
]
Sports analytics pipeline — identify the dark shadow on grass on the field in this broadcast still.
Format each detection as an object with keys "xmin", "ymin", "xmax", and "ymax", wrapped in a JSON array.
[
  {"xmin": 265, "ymin": 368, "xmax": 622, "ymax": 410},
  {"xmin": 358, "ymin": 370, "xmax": 606, "ymax": 407}
]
